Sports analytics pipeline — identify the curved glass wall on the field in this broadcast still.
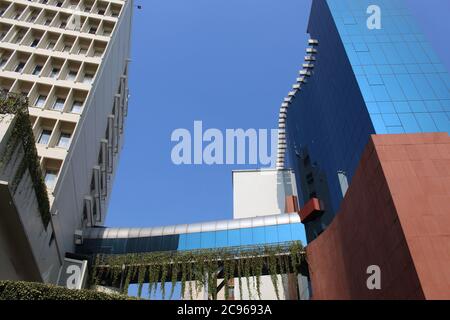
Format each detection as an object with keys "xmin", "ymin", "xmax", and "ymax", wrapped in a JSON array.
[{"xmin": 77, "ymin": 214, "xmax": 304, "ymax": 255}]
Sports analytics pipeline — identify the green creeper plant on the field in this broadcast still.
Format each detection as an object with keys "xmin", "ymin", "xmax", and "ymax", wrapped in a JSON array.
[{"xmin": 0, "ymin": 91, "xmax": 51, "ymax": 228}]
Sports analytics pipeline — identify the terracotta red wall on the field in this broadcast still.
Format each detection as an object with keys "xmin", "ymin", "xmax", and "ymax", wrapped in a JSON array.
[{"xmin": 306, "ymin": 133, "xmax": 450, "ymax": 300}]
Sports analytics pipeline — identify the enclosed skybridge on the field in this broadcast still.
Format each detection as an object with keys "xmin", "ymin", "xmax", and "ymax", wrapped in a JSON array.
[
  {"xmin": 75, "ymin": 214, "xmax": 308, "ymax": 299},
  {"xmin": 78, "ymin": 213, "xmax": 304, "ymax": 255}
]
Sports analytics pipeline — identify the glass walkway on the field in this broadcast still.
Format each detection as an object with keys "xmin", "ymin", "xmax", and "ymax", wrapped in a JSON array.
[{"xmin": 76, "ymin": 213, "xmax": 304, "ymax": 255}]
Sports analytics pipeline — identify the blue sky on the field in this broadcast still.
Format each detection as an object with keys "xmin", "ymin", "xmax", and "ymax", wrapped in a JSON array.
[
  {"xmin": 107, "ymin": 0, "xmax": 450, "ymax": 226},
  {"xmin": 107, "ymin": 0, "xmax": 450, "ymax": 229},
  {"xmin": 105, "ymin": 0, "xmax": 450, "ymax": 299}
]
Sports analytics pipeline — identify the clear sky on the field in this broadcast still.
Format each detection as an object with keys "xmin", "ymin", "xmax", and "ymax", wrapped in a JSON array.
[
  {"xmin": 105, "ymin": 0, "xmax": 450, "ymax": 300},
  {"xmin": 107, "ymin": 0, "xmax": 450, "ymax": 229}
]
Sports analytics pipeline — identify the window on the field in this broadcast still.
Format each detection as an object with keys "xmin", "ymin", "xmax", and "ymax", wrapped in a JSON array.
[
  {"xmin": 67, "ymin": 70, "xmax": 77, "ymax": 81},
  {"xmin": 44, "ymin": 18, "xmax": 52, "ymax": 26},
  {"xmin": 71, "ymin": 100, "xmax": 83, "ymax": 114},
  {"xmin": 15, "ymin": 62, "xmax": 25, "ymax": 73},
  {"xmin": 30, "ymin": 38, "xmax": 40, "ymax": 47},
  {"xmin": 32, "ymin": 65, "xmax": 42, "ymax": 75},
  {"xmin": 78, "ymin": 47, "xmax": 87, "ymax": 55},
  {"xmin": 50, "ymin": 67, "xmax": 60, "ymax": 78},
  {"xmin": 0, "ymin": 58, "xmax": 7, "ymax": 68},
  {"xmin": 47, "ymin": 41, "xmax": 56, "ymax": 49},
  {"xmin": 52, "ymin": 98, "xmax": 65, "ymax": 111},
  {"xmin": 28, "ymin": 15, "xmax": 37, "ymax": 23},
  {"xmin": 35, "ymin": 95, "xmax": 47, "ymax": 108},
  {"xmin": 83, "ymin": 73, "xmax": 93, "ymax": 84},
  {"xmin": 89, "ymin": 27, "xmax": 97, "ymax": 34},
  {"xmin": 56, "ymin": 2, "xmax": 63, "ymax": 8},
  {"xmin": 98, "ymin": 9, "xmax": 105, "ymax": 15},
  {"xmin": 44, "ymin": 170, "xmax": 58, "ymax": 189},
  {"xmin": 63, "ymin": 44, "xmax": 71, "ymax": 52},
  {"xmin": 60, "ymin": 21, "xmax": 67, "ymax": 28},
  {"xmin": 57, "ymin": 132, "xmax": 71, "ymax": 148},
  {"xmin": 38, "ymin": 129, "xmax": 52, "ymax": 145},
  {"xmin": 15, "ymin": 33, "xmax": 24, "ymax": 43}
]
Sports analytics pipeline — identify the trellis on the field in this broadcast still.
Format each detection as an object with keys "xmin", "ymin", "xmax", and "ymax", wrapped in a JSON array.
[{"xmin": 90, "ymin": 241, "xmax": 306, "ymax": 300}]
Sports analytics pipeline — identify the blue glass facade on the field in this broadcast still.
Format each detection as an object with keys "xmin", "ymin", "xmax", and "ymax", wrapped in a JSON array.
[
  {"xmin": 78, "ymin": 222, "xmax": 304, "ymax": 255},
  {"xmin": 286, "ymin": 0, "xmax": 450, "ymax": 242}
]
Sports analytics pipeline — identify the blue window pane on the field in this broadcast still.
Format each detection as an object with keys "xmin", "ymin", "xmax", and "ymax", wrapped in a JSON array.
[
  {"xmin": 396, "ymin": 74, "xmax": 421, "ymax": 100},
  {"xmin": 215, "ymin": 230, "xmax": 227, "ymax": 248},
  {"xmin": 377, "ymin": 65, "xmax": 393, "ymax": 75},
  {"xmin": 411, "ymin": 75, "xmax": 436, "ymax": 100},
  {"xmin": 371, "ymin": 85, "xmax": 391, "ymax": 102},
  {"xmin": 265, "ymin": 225, "xmax": 279, "ymax": 244},
  {"xmin": 415, "ymin": 113, "xmax": 438, "ymax": 132},
  {"xmin": 252, "ymin": 227, "xmax": 266, "ymax": 245},
  {"xmin": 426, "ymin": 74, "xmax": 450, "ymax": 99},
  {"xmin": 399, "ymin": 114, "xmax": 421, "ymax": 132},
  {"xmin": 430, "ymin": 113, "xmax": 450, "ymax": 133},
  {"xmin": 149, "ymin": 236, "xmax": 163, "ymax": 252},
  {"xmin": 278, "ymin": 224, "xmax": 293, "ymax": 243},
  {"xmin": 378, "ymin": 102, "xmax": 395, "ymax": 113},
  {"xmin": 291, "ymin": 223, "xmax": 304, "ymax": 242},
  {"xmin": 366, "ymin": 102, "xmax": 379, "ymax": 114},
  {"xmin": 382, "ymin": 114, "xmax": 401, "ymax": 127},
  {"xmin": 442, "ymin": 100, "xmax": 450, "ymax": 112},
  {"xmin": 185, "ymin": 233, "xmax": 201, "ymax": 250},
  {"xmin": 386, "ymin": 126, "xmax": 405, "ymax": 134},
  {"xmin": 440, "ymin": 74, "xmax": 450, "ymax": 89},
  {"xmin": 367, "ymin": 74, "xmax": 383, "ymax": 85},
  {"xmin": 228, "ymin": 229, "xmax": 240, "ymax": 247},
  {"xmin": 425, "ymin": 101, "xmax": 443, "ymax": 112},
  {"xmin": 381, "ymin": 75, "xmax": 406, "ymax": 101},
  {"xmin": 409, "ymin": 101, "xmax": 427, "ymax": 112},
  {"xmin": 178, "ymin": 234, "xmax": 187, "ymax": 250},
  {"xmin": 394, "ymin": 102, "xmax": 411, "ymax": 113},
  {"xmin": 240, "ymin": 228, "xmax": 253, "ymax": 246},
  {"xmin": 371, "ymin": 114, "xmax": 388, "ymax": 133},
  {"xmin": 356, "ymin": 76, "xmax": 375, "ymax": 102},
  {"xmin": 200, "ymin": 232, "xmax": 215, "ymax": 249}
]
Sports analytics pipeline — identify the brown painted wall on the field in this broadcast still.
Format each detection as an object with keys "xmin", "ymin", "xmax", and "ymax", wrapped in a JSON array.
[{"xmin": 306, "ymin": 133, "xmax": 450, "ymax": 300}]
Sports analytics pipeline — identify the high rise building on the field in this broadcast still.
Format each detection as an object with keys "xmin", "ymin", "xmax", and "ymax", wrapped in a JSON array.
[
  {"xmin": 281, "ymin": 0, "xmax": 450, "ymax": 242},
  {"xmin": 0, "ymin": 0, "xmax": 133, "ymax": 283}
]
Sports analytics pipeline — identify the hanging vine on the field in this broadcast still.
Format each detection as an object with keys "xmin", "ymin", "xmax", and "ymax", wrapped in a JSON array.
[
  {"xmin": 237, "ymin": 259, "xmax": 243, "ymax": 300},
  {"xmin": 0, "ymin": 91, "xmax": 51, "ymax": 229},
  {"xmin": 91, "ymin": 241, "xmax": 305, "ymax": 300}
]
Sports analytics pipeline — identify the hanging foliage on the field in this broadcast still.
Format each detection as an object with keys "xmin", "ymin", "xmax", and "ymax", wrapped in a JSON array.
[
  {"xmin": 91, "ymin": 241, "xmax": 305, "ymax": 300},
  {"xmin": 237, "ymin": 259, "xmax": 243, "ymax": 300},
  {"xmin": 0, "ymin": 91, "xmax": 51, "ymax": 228}
]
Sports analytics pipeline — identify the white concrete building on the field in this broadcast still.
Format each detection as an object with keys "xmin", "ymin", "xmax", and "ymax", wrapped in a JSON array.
[
  {"xmin": 232, "ymin": 169, "xmax": 301, "ymax": 300},
  {"xmin": 0, "ymin": 0, "xmax": 133, "ymax": 284}
]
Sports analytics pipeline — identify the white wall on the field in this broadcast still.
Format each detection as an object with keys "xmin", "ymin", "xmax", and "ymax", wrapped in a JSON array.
[
  {"xmin": 232, "ymin": 169, "xmax": 297, "ymax": 219},
  {"xmin": 232, "ymin": 169, "xmax": 298, "ymax": 300}
]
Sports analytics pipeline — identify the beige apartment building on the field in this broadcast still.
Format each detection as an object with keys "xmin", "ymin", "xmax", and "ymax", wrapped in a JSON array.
[{"xmin": 0, "ymin": 0, "xmax": 133, "ymax": 284}]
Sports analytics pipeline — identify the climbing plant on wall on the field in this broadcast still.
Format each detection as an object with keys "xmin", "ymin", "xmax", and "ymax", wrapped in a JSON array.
[
  {"xmin": 0, "ymin": 91, "xmax": 51, "ymax": 229},
  {"xmin": 91, "ymin": 241, "xmax": 305, "ymax": 300}
]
